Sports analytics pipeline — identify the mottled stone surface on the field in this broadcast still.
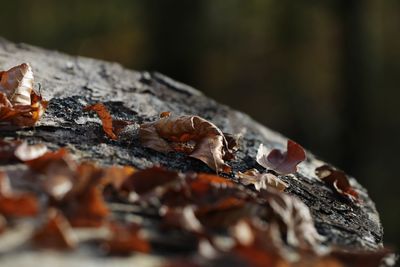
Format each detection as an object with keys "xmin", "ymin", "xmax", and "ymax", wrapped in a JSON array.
[{"xmin": 0, "ymin": 37, "xmax": 383, "ymax": 266}]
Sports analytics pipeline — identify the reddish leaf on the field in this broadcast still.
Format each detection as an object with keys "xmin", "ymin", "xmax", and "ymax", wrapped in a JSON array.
[
  {"xmin": 139, "ymin": 113, "xmax": 235, "ymax": 173},
  {"xmin": 256, "ymin": 140, "xmax": 306, "ymax": 174},
  {"xmin": 195, "ymin": 173, "xmax": 234, "ymax": 187},
  {"xmin": 234, "ymin": 245, "xmax": 284, "ymax": 267},
  {"xmin": 32, "ymin": 209, "xmax": 77, "ymax": 250},
  {"xmin": 0, "ymin": 173, "xmax": 39, "ymax": 218},
  {"xmin": 0, "ymin": 172, "xmax": 39, "ymax": 218},
  {"xmin": 315, "ymin": 165, "xmax": 359, "ymax": 202},
  {"xmin": 121, "ymin": 166, "xmax": 180, "ymax": 195},
  {"xmin": 99, "ymin": 165, "xmax": 136, "ymax": 190},
  {"xmin": 67, "ymin": 186, "xmax": 109, "ymax": 227},
  {"xmin": 102, "ymin": 222, "xmax": 150, "ymax": 255},
  {"xmin": 187, "ymin": 174, "xmax": 239, "ymax": 206},
  {"xmin": 0, "ymin": 194, "xmax": 39, "ymax": 218},
  {"xmin": 84, "ymin": 103, "xmax": 117, "ymax": 140},
  {"xmin": 195, "ymin": 197, "xmax": 250, "ymax": 228},
  {"xmin": 83, "ymin": 103, "xmax": 132, "ymax": 140},
  {"xmin": 25, "ymin": 148, "xmax": 74, "ymax": 173}
]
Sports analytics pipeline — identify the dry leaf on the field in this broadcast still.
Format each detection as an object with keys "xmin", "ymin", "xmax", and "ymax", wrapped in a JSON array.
[
  {"xmin": 315, "ymin": 165, "xmax": 359, "ymax": 202},
  {"xmin": 83, "ymin": 103, "xmax": 132, "ymax": 140},
  {"xmin": 0, "ymin": 63, "xmax": 48, "ymax": 126},
  {"xmin": 121, "ymin": 166, "xmax": 180, "ymax": 195},
  {"xmin": 0, "ymin": 63, "xmax": 34, "ymax": 105},
  {"xmin": 259, "ymin": 189, "xmax": 324, "ymax": 250},
  {"xmin": 139, "ymin": 113, "xmax": 234, "ymax": 173},
  {"xmin": 195, "ymin": 197, "xmax": 250, "ymax": 229},
  {"xmin": 25, "ymin": 148, "xmax": 76, "ymax": 200},
  {"xmin": 102, "ymin": 222, "xmax": 150, "ymax": 255},
  {"xmin": 237, "ymin": 169, "xmax": 288, "ymax": 191},
  {"xmin": 0, "ymin": 172, "xmax": 39, "ymax": 218},
  {"xmin": 66, "ymin": 186, "xmax": 109, "ymax": 227},
  {"xmin": 32, "ymin": 209, "xmax": 77, "ymax": 250},
  {"xmin": 256, "ymin": 140, "xmax": 306, "ymax": 174}
]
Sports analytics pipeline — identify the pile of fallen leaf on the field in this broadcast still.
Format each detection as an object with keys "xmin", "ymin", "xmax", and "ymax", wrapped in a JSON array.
[{"xmin": 0, "ymin": 63, "xmax": 392, "ymax": 266}]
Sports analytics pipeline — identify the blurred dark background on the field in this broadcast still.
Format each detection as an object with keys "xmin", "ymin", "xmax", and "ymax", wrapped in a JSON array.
[{"xmin": 1, "ymin": 0, "xmax": 399, "ymax": 248}]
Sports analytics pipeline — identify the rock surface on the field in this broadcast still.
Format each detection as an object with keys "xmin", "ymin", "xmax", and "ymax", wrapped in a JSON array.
[{"xmin": 0, "ymin": 38, "xmax": 383, "ymax": 265}]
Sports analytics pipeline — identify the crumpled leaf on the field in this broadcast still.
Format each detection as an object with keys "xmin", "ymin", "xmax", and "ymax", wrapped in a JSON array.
[
  {"xmin": 195, "ymin": 197, "xmax": 251, "ymax": 229},
  {"xmin": 0, "ymin": 63, "xmax": 48, "ymax": 126},
  {"xmin": 237, "ymin": 169, "xmax": 288, "ymax": 191},
  {"xmin": 315, "ymin": 165, "xmax": 359, "ymax": 202},
  {"xmin": 83, "ymin": 103, "xmax": 132, "ymax": 140},
  {"xmin": 101, "ymin": 222, "xmax": 150, "ymax": 255},
  {"xmin": 0, "ymin": 172, "xmax": 39, "ymax": 218},
  {"xmin": 121, "ymin": 166, "xmax": 180, "ymax": 196},
  {"xmin": 25, "ymin": 148, "xmax": 76, "ymax": 201},
  {"xmin": 258, "ymin": 189, "xmax": 324, "ymax": 250},
  {"xmin": 0, "ymin": 193, "xmax": 39, "ymax": 218},
  {"xmin": 66, "ymin": 186, "xmax": 109, "ymax": 227},
  {"xmin": 139, "ymin": 113, "xmax": 235, "ymax": 173},
  {"xmin": 32, "ymin": 209, "xmax": 77, "ymax": 250},
  {"xmin": 256, "ymin": 140, "xmax": 306, "ymax": 174}
]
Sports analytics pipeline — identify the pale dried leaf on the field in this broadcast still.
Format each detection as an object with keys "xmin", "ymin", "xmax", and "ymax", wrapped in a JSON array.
[
  {"xmin": 260, "ymin": 189, "xmax": 324, "ymax": 250},
  {"xmin": 0, "ymin": 63, "xmax": 33, "ymax": 106},
  {"xmin": 0, "ymin": 63, "xmax": 47, "ymax": 126},
  {"xmin": 237, "ymin": 169, "xmax": 288, "ymax": 191}
]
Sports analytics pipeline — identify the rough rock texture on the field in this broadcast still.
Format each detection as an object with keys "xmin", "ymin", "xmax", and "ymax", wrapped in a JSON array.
[{"xmin": 0, "ymin": 38, "xmax": 384, "ymax": 265}]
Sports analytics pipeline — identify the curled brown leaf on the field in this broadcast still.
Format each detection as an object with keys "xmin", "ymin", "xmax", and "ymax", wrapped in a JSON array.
[
  {"xmin": 0, "ymin": 172, "xmax": 39, "ymax": 218},
  {"xmin": 139, "ymin": 113, "xmax": 235, "ymax": 173},
  {"xmin": 66, "ymin": 186, "xmax": 109, "ymax": 227},
  {"xmin": 315, "ymin": 165, "xmax": 359, "ymax": 202},
  {"xmin": 0, "ymin": 63, "xmax": 48, "ymax": 126},
  {"xmin": 121, "ymin": 166, "xmax": 180, "ymax": 196},
  {"xmin": 256, "ymin": 140, "xmax": 306, "ymax": 174}
]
